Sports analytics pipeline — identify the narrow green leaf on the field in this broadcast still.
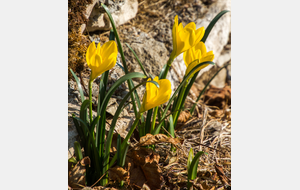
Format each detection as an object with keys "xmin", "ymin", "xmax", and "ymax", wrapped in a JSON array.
[
  {"xmin": 138, "ymin": 121, "xmax": 145, "ymax": 137},
  {"xmin": 80, "ymin": 99, "xmax": 90, "ymax": 124},
  {"xmin": 109, "ymin": 29, "xmax": 115, "ymax": 40},
  {"xmin": 68, "ymin": 157, "xmax": 77, "ymax": 164},
  {"xmin": 201, "ymin": 10, "xmax": 230, "ymax": 43},
  {"xmin": 169, "ymin": 115, "xmax": 174, "ymax": 138},
  {"xmin": 159, "ymin": 64, "xmax": 167, "ymax": 79},
  {"xmin": 190, "ymin": 63, "xmax": 230, "ymax": 115},
  {"xmin": 125, "ymin": 43, "xmax": 149, "ymax": 77},
  {"xmin": 187, "ymin": 148, "xmax": 194, "ymax": 172},
  {"xmin": 74, "ymin": 141, "xmax": 83, "ymax": 161},
  {"xmin": 72, "ymin": 115, "xmax": 86, "ymax": 146},
  {"xmin": 89, "ymin": 114, "xmax": 100, "ymax": 134},
  {"xmin": 116, "ymin": 62, "xmax": 125, "ymax": 71},
  {"xmin": 145, "ymin": 109, "xmax": 153, "ymax": 134},
  {"xmin": 117, "ymin": 134, "xmax": 121, "ymax": 166},
  {"xmin": 188, "ymin": 151, "xmax": 205, "ymax": 180},
  {"xmin": 70, "ymin": 69, "xmax": 85, "ymax": 103},
  {"xmin": 120, "ymin": 142, "xmax": 130, "ymax": 167}
]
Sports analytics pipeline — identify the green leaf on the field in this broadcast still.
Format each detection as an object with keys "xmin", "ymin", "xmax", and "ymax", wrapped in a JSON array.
[
  {"xmin": 68, "ymin": 157, "xmax": 78, "ymax": 164},
  {"xmin": 80, "ymin": 99, "xmax": 90, "ymax": 125},
  {"xmin": 159, "ymin": 64, "xmax": 167, "ymax": 79},
  {"xmin": 190, "ymin": 63, "xmax": 230, "ymax": 115},
  {"xmin": 117, "ymin": 134, "xmax": 121, "ymax": 166},
  {"xmin": 187, "ymin": 148, "xmax": 194, "ymax": 172},
  {"xmin": 120, "ymin": 142, "xmax": 130, "ymax": 167},
  {"xmin": 72, "ymin": 114, "xmax": 86, "ymax": 146},
  {"xmin": 201, "ymin": 10, "xmax": 230, "ymax": 43},
  {"xmin": 89, "ymin": 114, "xmax": 100, "ymax": 134},
  {"xmin": 126, "ymin": 43, "xmax": 149, "ymax": 77},
  {"xmin": 153, "ymin": 60, "xmax": 215, "ymax": 135},
  {"xmin": 169, "ymin": 115, "xmax": 174, "ymax": 138},
  {"xmin": 109, "ymin": 29, "xmax": 115, "ymax": 40},
  {"xmin": 188, "ymin": 151, "xmax": 205, "ymax": 180},
  {"xmin": 70, "ymin": 69, "xmax": 85, "ymax": 103},
  {"xmin": 145, "ymin": 109, "xmax": 153, "ymax": 134},
  {"xmin": 74, "ymin": 141, "xmax": 83, "ymax": 161}
]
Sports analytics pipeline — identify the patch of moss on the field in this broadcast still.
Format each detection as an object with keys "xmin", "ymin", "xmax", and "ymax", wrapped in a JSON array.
[{"xmin": 68, "ymin": 0, "xmax": 93, "ymax": 80}]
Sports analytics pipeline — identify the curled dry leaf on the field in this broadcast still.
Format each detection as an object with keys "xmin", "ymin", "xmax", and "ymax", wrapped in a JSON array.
[
  {"xmin": 135, "ymin": 133, "xmax": 183, "ymax": 147},
  {"xmin": 177, "ymin": 111, "xmax": 192, "ymax": 123},
  {"xmin": 204, "ymin": 85, "xmax": 231, "ymax": 109},
  {"xmin": 109, "ymin": 165, "xmax": 129, "ymax": 182},
  {"xmin": 215, "ymin": 163, "xmax": 231, "ymax": 187},
  {"xmin": 126, "ymin": 148, "xmax": 164, "ymax": 190},
  {"xmin": 68, "ymin": 157, "xmax": 91, "ymax": 188}
]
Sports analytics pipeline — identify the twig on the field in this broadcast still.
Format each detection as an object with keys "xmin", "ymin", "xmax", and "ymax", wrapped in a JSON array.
[
  {"xmin": 79, "ymin": 72, "xmax": 88, "ymax": 96},
  {"xmin": 90, "ymin": 170, "xmax": 109, "ymax": 188}
]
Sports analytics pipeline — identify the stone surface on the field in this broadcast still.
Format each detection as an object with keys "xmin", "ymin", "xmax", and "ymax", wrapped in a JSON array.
[
  {"xmin": 85, "ymin": 0, "xmax": 138, "ymax": 32},
  {"xmin": 122, "ymin": 31, "xmax": 169, "ymax": 82}
]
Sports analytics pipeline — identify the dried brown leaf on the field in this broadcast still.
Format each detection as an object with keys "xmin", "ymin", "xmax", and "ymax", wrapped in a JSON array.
[
  {"xmin": 215, "ymin": 163, "xmax": 231, "ymax": 187},
  {"xmin": 109, "ymin": 165, "xmax": 129, "ymax": 182},
  {"xmin": 135, "ymin": 133, "xmax": 183, "ymax": 147},
  {"xmin": 126, "ymin": 148, "xmax": 164, "ymax": 190},
  {"xmin": 177, "ymin": 111, "xmax": 192, "ymax": 123},
  {"xmin": 68, "ymin": 157, "xmax": 91, "ymax": 188},
  {"xmin": 204, "ymin": 85, "xmax": 231, "ymax": 109}
]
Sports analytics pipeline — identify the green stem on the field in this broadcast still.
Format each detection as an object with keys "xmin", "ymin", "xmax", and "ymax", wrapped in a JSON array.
[
  {"xmin": 150, "ymin": 107, "xmax": 158, "ymax": 134},
  {"xmin": 173, "ymin": 80, "xmax": 187, "ymax": 124},
  {"xmin": 187, "ymin": 180, "xmax": 192, "ymax": 189},
  {"xmin": 109, "ymin": 113, "xmax": 142, "ymax": 168},
  {"xmin": 161, "ymin": 57, "xmax": 174, "ymax": 79},
  {"xmin": 89, "ymin": 79, "xmax": 93, "ymax": 123}
]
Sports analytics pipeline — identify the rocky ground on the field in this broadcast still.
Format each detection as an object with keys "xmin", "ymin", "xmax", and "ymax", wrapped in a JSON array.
[{"xmin": 68, "ymin": 0, "xmax": 231, "ymax": 189}]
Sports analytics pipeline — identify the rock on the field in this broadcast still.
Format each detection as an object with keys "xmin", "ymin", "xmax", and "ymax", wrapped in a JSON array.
[
  {"xmin": 122, "ymin": 31, "xmax": 169, "ymax": 82},
  {"xmin": 85, "ymin": 0, "xmax": 138, "ymax": 33},
  {"xmin": 80, "ymin": 0, "xmax": 100, "ymax": 33}
]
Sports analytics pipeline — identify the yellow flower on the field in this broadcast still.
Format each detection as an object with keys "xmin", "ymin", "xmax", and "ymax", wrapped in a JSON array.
[
  {"xmin": 140, "ymin": 77, "xmax": 172, "ymax": 113},
  {"xmin": 171, "ymin": 15, "xmax": 205, "ymax": 59},
  {"xmin": 86, "ymin": 41, "xmax": 118, "ymax": 81},
  {"xmin": 183, "ymin": 41, "xmax": 214, "ymax": 78}
]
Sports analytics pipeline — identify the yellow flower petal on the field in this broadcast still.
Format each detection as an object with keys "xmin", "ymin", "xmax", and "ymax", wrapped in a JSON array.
[
  {"xmin": 171, "ymin": 15, "xmax": 203, "ymax": 59},
  {"xmin": 184, "ymin": 22, "xmax": 196, "ymax": 31},
  {"xmin": 183, "ymin": 41, "xmax": 214, "ymax": 79},
  {"xmin": 140, "ymin": 77, "xmax": 171, "ymax": 113},
  {"xmin": 86, "ymin": 41, "xmax": 97, "ymax": 67},
  {"xmin": 195, "ymin": 27, "xmax": 205, "ymax": 43},
  {"xmin": 85, "ymin": 40, "xmax": 118, "ymax": 81}
]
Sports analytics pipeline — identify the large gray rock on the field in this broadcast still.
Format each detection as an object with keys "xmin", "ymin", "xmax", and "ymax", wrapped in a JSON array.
[
  {"xmin": 122, "ymin": 31, "xmax": 169, "ymax": 82},
  {"xmin": 84, "ymin": 0, "xmax": 138, "ymax": 33}
]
